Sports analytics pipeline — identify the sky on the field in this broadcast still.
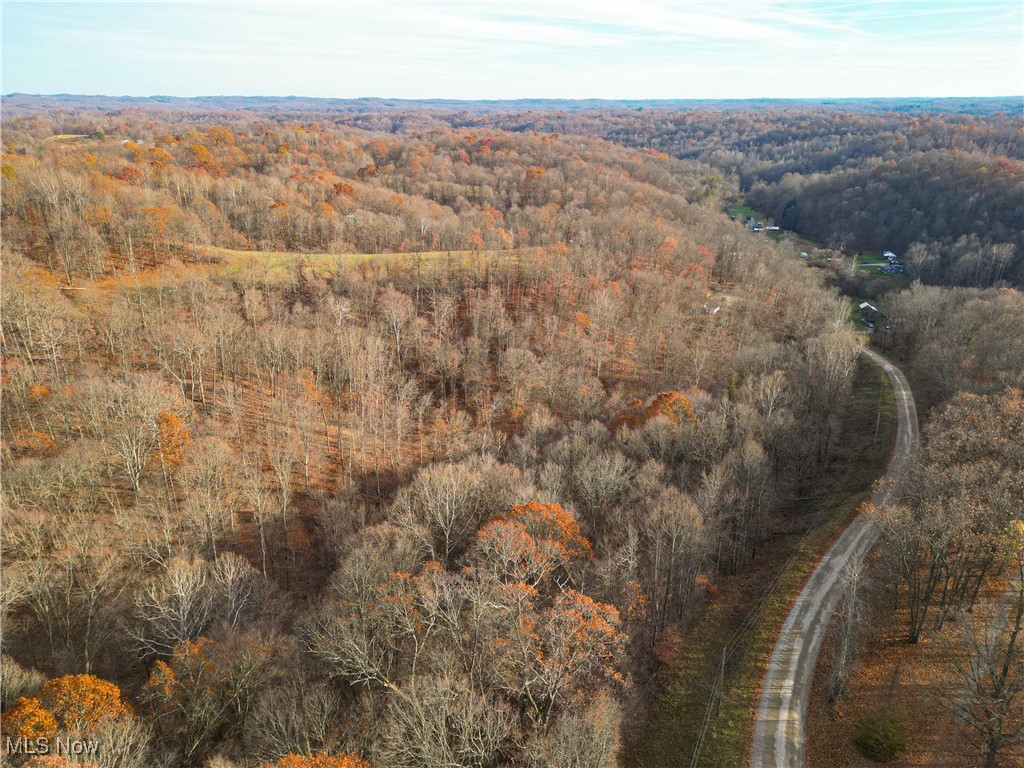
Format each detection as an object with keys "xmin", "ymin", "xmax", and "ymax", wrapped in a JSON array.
[{"xmin": 2, "ymin": 1, "xmax": 1023, "ymax": 100}]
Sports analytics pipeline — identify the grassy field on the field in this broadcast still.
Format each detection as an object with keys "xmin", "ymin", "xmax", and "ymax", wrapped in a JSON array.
[
  {"xmin": 855, "ymin": 254, "xmax": 891, "ymax": 273},
  {"xmin": 630, "ymin": 354, "xmax": 897, "ymax": 768},
  {"xmin": 725, "ymin": 199, "xmax": 823, "ymax": 251},
  {"xmin": 206, "ymin": 246, "xmax": 523, "ymax": 283},
  {"xmin": 726, "ymin": 200, "xmax": 764, "ymax": 221},
  {"xmin": 782, "ymin": 231, "xmax": 826, "ymax": 253}
]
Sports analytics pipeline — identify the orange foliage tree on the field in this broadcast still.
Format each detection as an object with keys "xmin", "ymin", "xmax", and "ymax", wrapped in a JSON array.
[
  {"xmin": 2, "ymin": 674, "xmax": 130, "ymax": 745},
  {"xmin": 474, "ymin": 502, "xmax": 592, "ymax": 587},
  {"xmin": 39, "ymin": 674, "xmax": 132, "ymax": 731},
  {"xmin": 643, "ymin": 391, "xmax": 697, "ymax": 424},
  {"xmin": 260, "ymin": 753, "xmax": 371, "ymax": 768},
  {"xmin": 113, "ymin": 165, "xmax": 143, "ymax": 185},
  {"xmin": 1, "ymin": 696, "xmax": 58, "ymax": 741},
  {"xmin": 502, "ymin": 588, "xmax": 626, "ymax": 724},
  {"xmin": 142, "ymin": 636, "xmax": 274, "ymax": 764},
  {"xmin": 610, "ymin": 398, "xmax": 645, "ymax": 430},
  {"xmin": 28, "ymin": 384, "xmax": 49, "ymax": 404},
  {"xmin": 12, "ymin": 429, "xmax": 59, "ymax": 457},
  {"xmin": 155, "ymin": 408, "xmax": 192, "ymax": 468}
]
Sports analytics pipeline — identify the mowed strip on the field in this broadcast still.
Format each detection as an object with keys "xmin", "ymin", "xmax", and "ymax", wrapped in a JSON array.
[{"xmin": 207, "ymin": 246, "xmax": 525, "ymax": 283}]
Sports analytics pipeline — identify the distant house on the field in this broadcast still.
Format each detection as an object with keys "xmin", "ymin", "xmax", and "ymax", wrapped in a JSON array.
[
  {"xmin": 883, "ymin": 251, "xmax": 897, "ymax": 262},
  {"xmin": 766, "ymin": 226, "xmax": 780, "ymax": 233},
  {"xmin": 859, "ymin": 301, "xmax": 879, "ymax": 327}
]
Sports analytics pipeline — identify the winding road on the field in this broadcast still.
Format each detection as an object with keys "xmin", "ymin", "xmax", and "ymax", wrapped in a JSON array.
[{"xmin": 750, "ymin": 346, "xmax": 919, "ymax": 768}]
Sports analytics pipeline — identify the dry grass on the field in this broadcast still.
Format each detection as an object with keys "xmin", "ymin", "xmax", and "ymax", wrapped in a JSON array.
[{"xmin": 206, "ymin": 246, "xmax": 524, "ymax": 284}]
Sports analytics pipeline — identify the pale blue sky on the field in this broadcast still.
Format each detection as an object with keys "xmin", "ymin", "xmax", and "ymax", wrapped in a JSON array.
[{"xmin": 2, "ymin": 1, "xmax": 1022, "ymax": 99}]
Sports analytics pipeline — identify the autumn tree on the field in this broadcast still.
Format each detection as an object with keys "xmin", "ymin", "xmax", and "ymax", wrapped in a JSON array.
[
  {"xmin": 38, "ymin": 674, "xmax": 132, "ymax": 731},
  {"xmin": 259, "ymin": 753, "xmax": 370, "ymax": 768},
  {"xmin": 3, "ymin": 675, "xmax": 147, "ymax": 768},
  {"xmin": 500, "ymin": 589, "xmax": 626, "ymax": 725},
  {"xmin": 142, "ymin": 635, "xmax": 274, "ymax": 766},
  {"xmin": 1, "ymin": 695, "xmax": 58, "ymax": 741},
  {"xmin": 472, "ymin": 501, "xmax": 592, "ymax": 588}
]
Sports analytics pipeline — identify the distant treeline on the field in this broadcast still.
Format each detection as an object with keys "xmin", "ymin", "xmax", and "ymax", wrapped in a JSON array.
[{"xmin": 3, "ymin": 93, "xmax": 1021, "ymax": 116}]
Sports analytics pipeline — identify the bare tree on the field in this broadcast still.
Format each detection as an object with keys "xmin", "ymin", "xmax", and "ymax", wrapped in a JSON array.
[
  {"xmin": 211, "ymin": 553, "xmax": 268, "ymax": 629},
  {"xmin": 940, "ymin": 543, "xmax": 1024, "ymax": 768},
  {"xmin": 241, "ymin": 453, "xmax": 274, "ymax": 578},
  {"xmin": 132, "ymin": 558, "xmax": 213, "ymax": 658},
  {"xmin": 828, "ymin": 558, "xmax": 868, "ymax": 709},
  {"xmin": 391, "ymin": 456, "xmax": 524, "ymax": 566},
  {"xmin": 246, "ymin": 673, "xmax": 342, "ymax": 760},
  {"xmin": 182, "ymin": 438, "xmax": 241, "ymax": 558},
  {"xmin": 379, "ymin": 674, "xmax": 514, "ymax": 768},
  {"xmin": 641, "ymin": 486, "xmax": 705, "ymax": 636},
  {"xmin": 523, "ymin": 690, "xmax": 622, "ymax": 768}
]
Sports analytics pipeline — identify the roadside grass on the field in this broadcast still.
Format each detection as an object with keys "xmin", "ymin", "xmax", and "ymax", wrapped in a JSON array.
[{"xmin": 631, "ymin": 356, "xmax": 897, "ymax": 768}]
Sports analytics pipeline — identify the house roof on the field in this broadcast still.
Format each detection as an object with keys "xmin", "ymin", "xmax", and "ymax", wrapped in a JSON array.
[{"xmin": 859, "ymin": 302, "xmax": 878, "ymax": 312}]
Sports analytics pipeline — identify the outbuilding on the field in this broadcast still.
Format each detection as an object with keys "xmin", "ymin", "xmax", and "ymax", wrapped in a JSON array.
[{"xmin": 859, "ymin": 301, "xmax": 879, "ymax": 326}]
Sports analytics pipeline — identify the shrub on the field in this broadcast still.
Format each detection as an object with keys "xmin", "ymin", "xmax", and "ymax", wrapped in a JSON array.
[
  {"xmin": 853, "ymin": 706, "xmax": 908, "ymax": 762},
  {"xmin": 1, "ymin": 655, "xmax": 46, "ymax": 709}
]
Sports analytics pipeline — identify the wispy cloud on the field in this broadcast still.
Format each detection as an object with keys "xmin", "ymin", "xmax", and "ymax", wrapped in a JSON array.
[{"xmin": 2, "ymin": 1, "xmax": 1021, "ymax": 98}]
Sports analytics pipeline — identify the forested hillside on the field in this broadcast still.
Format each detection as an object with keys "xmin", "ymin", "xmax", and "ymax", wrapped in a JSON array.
[
  {"xmin": 1, "ymin": 112, "xmax": 859, "ymax": 767},
  {"xmin": 5, "ymin": 98, "xmax": 1022, "ymax": 286},
  {"xmin": 397, "ymin": 108, "xmax": 1024, "ymax": 287}
]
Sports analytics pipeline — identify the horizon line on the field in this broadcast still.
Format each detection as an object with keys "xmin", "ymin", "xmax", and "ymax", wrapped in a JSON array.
[{"xmin": 6, "ymin": 93, "xmax": 1023, "ymax": 102}]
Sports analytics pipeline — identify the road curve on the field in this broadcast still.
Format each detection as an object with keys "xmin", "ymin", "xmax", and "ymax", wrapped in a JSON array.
[{"xmin": 750, "ymin": 346, "xmax": 919, "ymax": 768}]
